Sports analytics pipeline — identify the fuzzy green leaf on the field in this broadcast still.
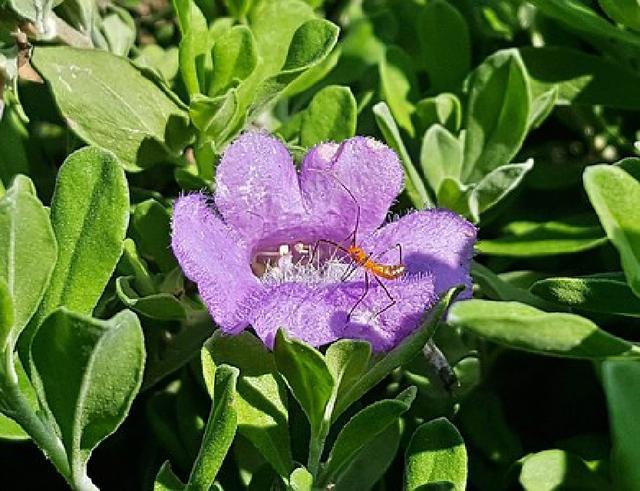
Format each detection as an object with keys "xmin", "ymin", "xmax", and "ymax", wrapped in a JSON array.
[
  {"xmin": 173, "ymin": 0, "xmax": 210, "ymax": 96},
  {"xmin": 205, "ymin": 332, "xmax": 293, "ymax": 476},
  {"xmin": 405, "ymin": 418, "xmax": 468, "ymax": 491},
  {"xmin": 462, "ymin": 49, "xmax": 531, "ymax": 183},
  {"xmin": 32, "ymin": 47, "xmax": 191, "ymax": 172},
  {"xmin": 31, "ymin": 308, "xmax": 145, "ymax": 480},
  {"xmin": 321, "ymin": 387, "xmax": 416, "ymax": 485},
  {"xmin": 26, "ymin": 148, "xmax": 129, "ymax": 346},
  {"xmin": 449, "ymin": 300, "xmax": 638, "ymax": 359},
  {"xmin": 476, "ymin": 215, "xmax": 607, "ymax": 257},
  {"xmin": 131, "ymin": 199, "xmax": 178, "ymax": 273},
  {"xmin": 0, "ymin": 178, "xmax": 56, "ymax": 350},
  {"xmin": 420, "ymin": 124, "xmax": 463, "ymax": 195},
  {"xmin": 584, "ymin": 165, "xmax": 640, "ymax": 297},
  {"xmin": 186, "ymin": 364, "xmax": 238, "ymax": 490},
  {"xmin": 531, "ymin": 274, "xmax": 640, "ymax": 316},
  {"xmin": 373, "ymin": 102, "xmax": 432, "ymax": 209},
  {"xmin": 274, "ymin": 329, "xmax": 334, "ymax": 432},
  {"xmin": 300, "ymin": 85, "xmax": 357, "ymax": 147},
  {"xmin": 210, "ymin": 26, "xmax": 258, "ymax": 96}
]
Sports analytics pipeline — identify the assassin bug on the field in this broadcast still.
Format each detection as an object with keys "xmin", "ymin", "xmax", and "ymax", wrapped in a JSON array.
[{"xmin": 308, "ymin": 172, "xmax": 406, "ymax": 320}]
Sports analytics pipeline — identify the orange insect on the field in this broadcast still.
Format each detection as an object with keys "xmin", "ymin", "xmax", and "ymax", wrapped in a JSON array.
[{"xmin": 309, "ymin": 173, "xmax": 406, "ymax": 320}]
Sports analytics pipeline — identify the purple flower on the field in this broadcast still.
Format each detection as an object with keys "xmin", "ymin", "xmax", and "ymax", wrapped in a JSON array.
[{"xmin": 171, "ymin": 132, "xmax": 476, "ymax": 351}]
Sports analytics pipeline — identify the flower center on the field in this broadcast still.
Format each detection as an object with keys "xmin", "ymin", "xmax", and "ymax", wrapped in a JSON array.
[{"xmin": 251, "ymin": 242, "xmax": 351, "ymax": 285}]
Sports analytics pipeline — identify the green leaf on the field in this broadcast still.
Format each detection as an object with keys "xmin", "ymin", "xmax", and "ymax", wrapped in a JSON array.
[
  {"xmin": 602, "ymin": 360, "xmax": 640, "ymax": 490},
  {"xmin": 529, "ymin": 0, "xmax": 640, "ymax": 50},
  {"xmin": 186, "ymin": 364, "xmax": 238, "ymax": 490},
  {"xmin": 250, "ymin": 19, "xmax": 339, "ymax": 116},
  {"xmin": 471, "ymin": 262, "xmax": 558, "ymax": 310},
  {"xmin": 119, "ymin": 238, "xmax": 155, "ymax": 296},
  {"xmin": 517, "ymin": 449, "xmax": 609, "ymax": 490},
  {"xmin": 418, "ymin": 0, "xmax": 470, "ymax": 93},
  {"xmin": 0, "ymin": 279, "xmax": 13, "ymax": 354},
  {"xmin": 0, "ymin": 178, "xmax": 56, "ymax": 350},
  {"xmin": 468, "ymin": 159, "xmax": 534, "ymax": 222},
  {"xmin": 405, "ymin": 418, "xmax": 468, "ymax": 491},
  {"xmin": 6, "ymin": 0, "xmax": 56, "ymax": 31},
  {"xmin": 102, "ymin": 7, "xmax": 136, "ymax": 57},
  {"xmin": 476, "ymin": 215, "xmax": 607, "ymax": 257},
  {"xmin": 248, "ymin": 0, "xmax": 315, "ymax": 79},
  {"xmin": 520, "ymin": 47, "xmax": 640, "ymax": 110},
  {"xmin": 415, "ymin": 93, "xmax": 462, "ymax": 134},
  {"xmin": 531, "ymin": 275, "xmax": 640, "ymax": 317},
  {"xmin": 448, "ymin": 300, "xmax": 639, "ymax": 359},
  {"xmin": 116, "ymin": 276, "xmax": 187, "ymax": 321},
  {"xmin": 462, "ymin": 49, "xmax": 531, "ymax": 183},
  {"xmin": 0, "ymin": 103, "xmax": 31, "ymax": 189},
  {"xmin": 223, "ymin": 0, "xmax": 254, "ymax": 19},
  {"xmin": 584, "ymin": 165, "xmax": 640, "ymax": 297},
  {"xmin": 599, "ymin": 0, "xmax": 640, "ymax": 31},
  {"xmin": 373, "ymin": 102, "xmax": 432, "ymax": 209},
  {"xmin": 173, "ymin": 0, "xmax": 210, "ymax": 96},
  {"xmin": 210, "ymin": 25, "xmax": 258, "ymax": 96},
  {"xmin": 31, "ymin": 308, "xmax": 145, "ymax": 481},
  {"xmin": 5, "ymin": 174, "xmax": 36, "ymax": 197},
  {"xmin": 273, "ymin": 329, "xmax": 334, "ymax": 432},
  {"xmin": 131, "ymin": 199, "xmax": 178, "ymax": 273},
  {"xmin": 135, "ymin": 45, "xmax": 180, "ymax": 83},
  {"xmin": 436, "ymin": 177, "xmax": 471, "ymax": 216},
  {"xmin": 0, "ymin": 355, "xmax": 42, "ymax": 441},
  {"xmin": 616, "ymin": 157, "xmax": 640, "ymax": 181},
  {"xmin": 420, "ymin": 124, "xmax": 463, "ymax": 195},
  {"xmin": 528, "ymin": 86, "xmax": 558, "ymax": 130},
  {"xmin": 320, "ymin": 387, "xmax": 416, "ymax": 485},
  {"xmin": 189, "ymin": 91, "xmax": 239, "ymax": 145},
  {"xmin": 32, "ymin": 46, "xmax": 191, "ymax": 172},
  {"xmin": 300, "ymin": 85, "xmax": 357, "ymax": 147},
  {"xmin": 333, "ymin": 420, "xmax": 402, "ymax": 491},
  {"xmin": 154, "ymin": 461, "xmax": 185, "ymax": 491},
  {"xmin": 205, "ymin": 332, "xmax": 293, "ymax": 476},
  {"xmin": 289, "ymin": 467, "xmax": 313, "ymax": 491},
  {"xmin": 332, "ymin": 287, "xmax": 461, "ymax": 421},
  {"xmin": 379, "ymin": 46, "xmax": 418, "ymax": 137},
  {"xmin": 26, "ymin": 148, "xmax": 129, "ymax": 340},
  {"xmin": 0, "ymin": 412, "xmax": 29, "ymax": 441},
  {"xmin": 325, "ymin": 339, "xmax": 371, "ymax": 408}
]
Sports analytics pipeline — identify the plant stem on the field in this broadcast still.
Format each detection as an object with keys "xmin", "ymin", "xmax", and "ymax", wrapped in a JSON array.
[
  {"xmin": 0, "ymin": 349, "xmax": 71, "ymax": 482},
  {"xmin": 307, "ymin": 419, "xmax": 330, "ymax": 479}
]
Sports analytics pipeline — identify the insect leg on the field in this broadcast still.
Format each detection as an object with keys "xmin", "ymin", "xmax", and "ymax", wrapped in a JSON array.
[
  {"xmin": 372, "ymin": 275, "xmax": 397, "ymax": 318},
  {"xmin": 311, "ymin": 238, "xmax": 349, "ymax": 265},
  {"xmin": 347, "ymin": 271, "xmax": 370, "ymax": 321},
  {"xmin": 371, "ymin": 242, "xmax": 403, "ymax": 263},
  {"xmin": 340, "ymin": 259, "xmax": 360, "ymax": 282}
]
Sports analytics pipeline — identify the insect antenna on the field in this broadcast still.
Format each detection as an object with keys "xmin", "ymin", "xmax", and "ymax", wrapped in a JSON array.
[{"xmin": 305, "ymin": 169, "xmax": 361, "ymax": 245}]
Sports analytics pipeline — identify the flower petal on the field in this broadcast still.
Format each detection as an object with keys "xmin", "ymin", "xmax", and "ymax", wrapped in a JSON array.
[
  {"xmin": 300, "ymin": 137, "xmax": 404, "ymax": 239},
  {"xmin": 215, "ymin": 131, "xmax": 306, "ymax": 244},
  {"xmin": 247, "ymin": 274, "xmax": 436, "ymax": 352},
  {"xmin": 341, "ymin": 275, "xmax": 437, "ymax": 351},
  {"xmin": 171, "ymin": 193, "xmax": 260, "ymax": 331},
  {"xmin": 247, "ymin": 283, "xmax": 347, "ymax": 349},
  {"xmin": 360, "ymin": 209, "xmax": 476, "ymax": 296}
]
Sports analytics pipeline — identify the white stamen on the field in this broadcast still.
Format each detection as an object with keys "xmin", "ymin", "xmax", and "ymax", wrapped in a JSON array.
[{"xmin": 259, "ymin": 241, "xmax": 352, "ymax": 286}]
